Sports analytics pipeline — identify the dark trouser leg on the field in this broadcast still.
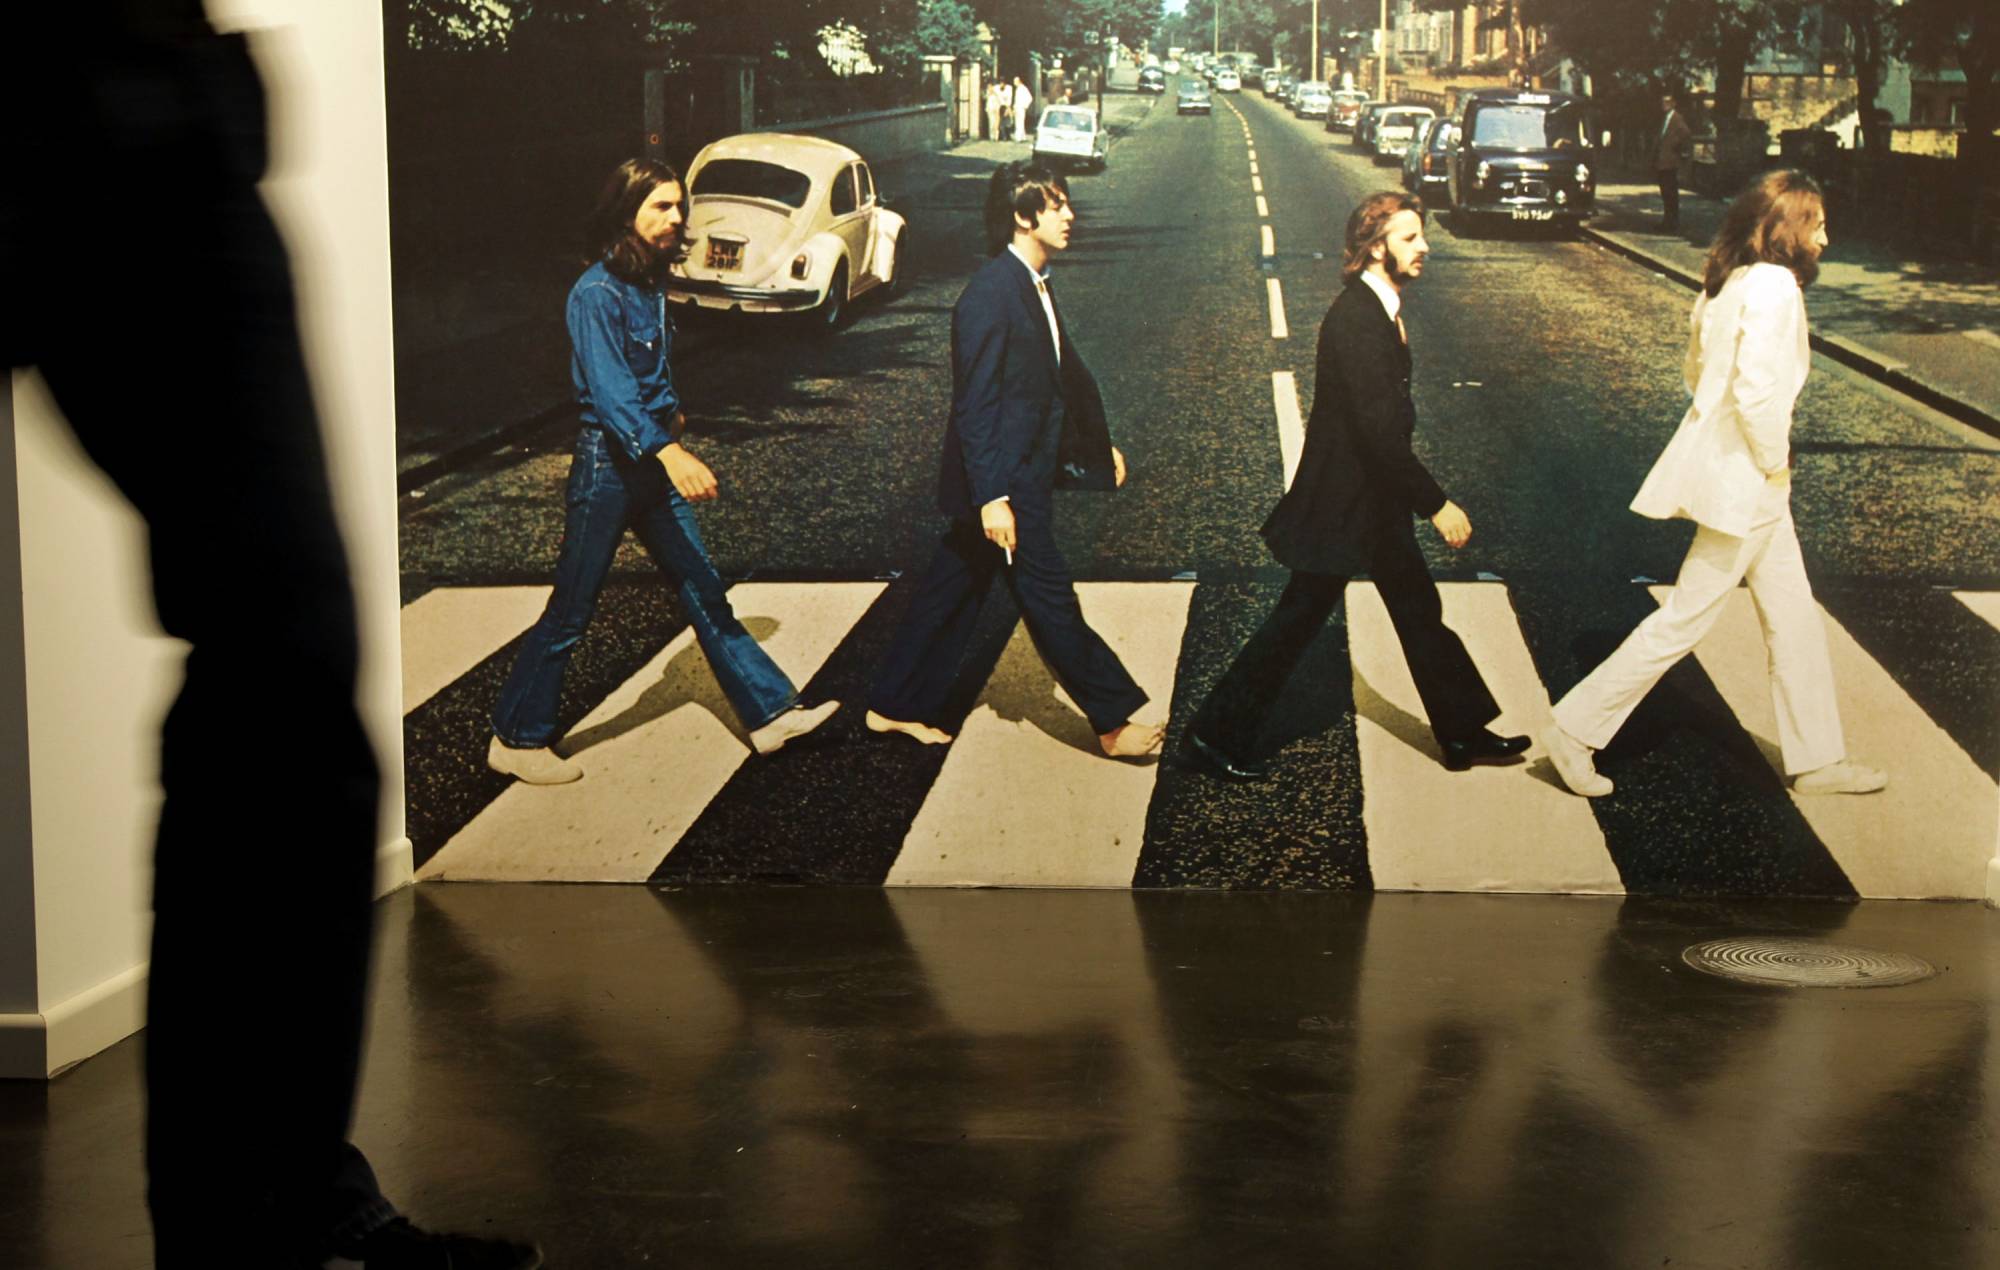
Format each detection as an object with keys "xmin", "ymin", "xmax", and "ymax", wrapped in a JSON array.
[
  {"xmin": 11, "ymin": 35, "xmax": 386, "ymax": 1264},
  {"xmin": 1658, "ymin": 168, "xmax": 1680, "ymax": 227},
  {"xmin": 1002, "ymin": 507, "xmax": 1148, "ymax": 736},
  {"xmin": 1190, "ymin": 571, "xmax": 1346, "ymax": 760},
  {"xmin": 491, "ymin": 429, "xmax": 630, "ymax": 747},
  {"xmin": 1367, "ymin": 523, "xmax": 1499, "ymax": 742},
  {"xmin": 871, "ymin": 520, "xmax": 1001, "ymax": 725}
]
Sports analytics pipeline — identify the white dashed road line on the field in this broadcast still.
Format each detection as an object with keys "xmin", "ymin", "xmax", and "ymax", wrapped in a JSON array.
[
  {"xmin": 1256, "ymin": 194, "xmax": 1269, "ymax": 217},
  {"xmin": 1267, "ymin": 278, "xmax": 1288, "ymax": 340},
  {"xmin": 1272, "ymin": 371, "xmax": 1305, "ymax": 488},
  {"xmin": 1261, "ymin": 224, "xmax": 1276, "ymax": 257}
]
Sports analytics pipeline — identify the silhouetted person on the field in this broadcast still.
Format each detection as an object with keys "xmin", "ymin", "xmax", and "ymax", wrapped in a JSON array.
[{"xmin": 3, "ymin": 5, "xmax": 537, "ymax": 1265}]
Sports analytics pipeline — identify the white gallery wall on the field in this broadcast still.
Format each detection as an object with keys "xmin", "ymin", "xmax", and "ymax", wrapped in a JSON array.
[{"xmin": 0, "ymin": 0, "xmax": 404, "ymax": 1079}]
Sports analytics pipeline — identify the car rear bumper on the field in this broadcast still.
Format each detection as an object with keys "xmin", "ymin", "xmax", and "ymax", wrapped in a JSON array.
[{"xmin": 668, "ymin": 277, "xmax": 822, "ymax": 311}]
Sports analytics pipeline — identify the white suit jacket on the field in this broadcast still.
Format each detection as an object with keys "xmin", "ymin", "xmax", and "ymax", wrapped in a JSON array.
[{"xmin": 1630, "ymin": 262, "xmax": 1809, "ymax": 536}]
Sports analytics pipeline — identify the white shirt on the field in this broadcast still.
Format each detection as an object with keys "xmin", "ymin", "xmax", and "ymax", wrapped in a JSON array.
[
  {"xmin": 1007, "ymin": 244, "xmax": 1062, "ymax": 365},
  {"xmin": 1359, "ymin": 268, "xmax": 1402, "ymax": 324}
]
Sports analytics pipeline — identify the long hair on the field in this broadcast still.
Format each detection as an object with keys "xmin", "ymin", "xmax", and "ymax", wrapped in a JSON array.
[
  {"xmin": 588, "ymin": 157, "xmax": 688, "ymax": 284},
  {"xmin": 984, "ymin": 161, "xmax": 1070, "ymax": 256},
  {"xmin": 1341, "ymin": 190, "xmax": 1424, "ymax": 281},
  {"xmin": 1701, "ymin": 169, "xmax": 1823, "ymax": 297}
]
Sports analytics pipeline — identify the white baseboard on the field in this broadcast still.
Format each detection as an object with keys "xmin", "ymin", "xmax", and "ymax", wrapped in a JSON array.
[
  {"xmin": 0, "ymin": 962, "xmax": 148, "ymax": 1080},
  {"xmin": 375, "ymin": 835, "xmax": 413, "ymax": 899}
]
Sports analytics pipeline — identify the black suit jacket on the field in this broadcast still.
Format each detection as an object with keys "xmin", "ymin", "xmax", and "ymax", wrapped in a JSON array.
[
  {"xmin": 936, "ymin": 249, "xmax": 1117, "ymax": 522},
  {"xmin": 1260, "ymin": 278, "xmax": 1447, "ymax": 575}
]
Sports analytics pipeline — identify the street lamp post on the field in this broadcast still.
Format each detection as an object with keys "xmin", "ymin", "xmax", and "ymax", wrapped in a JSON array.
[
  {"xmin": 1310, "ymin": 0, "xmax": 1319, "ymax": 82},
  {"xmin": 1377, "ymin": 0, "xmax": 1388, "ymax": 100}
]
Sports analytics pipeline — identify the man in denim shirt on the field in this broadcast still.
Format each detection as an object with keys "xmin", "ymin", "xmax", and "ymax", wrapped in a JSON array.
[{"xmin": 490, "ymin": 159, "xmax": 837, "ymax": 783}]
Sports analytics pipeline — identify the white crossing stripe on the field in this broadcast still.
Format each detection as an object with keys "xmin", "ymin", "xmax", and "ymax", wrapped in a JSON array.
[
  {"xmin": 1260, "ymin": 224, "xmax": 1276, "ymax": 257},
  {"xmin": 1961, "ymin": 329, "xmax": 2000, "ymax": 350},
  {"xmin": 418, "ymin": 582, "xmax": 883, "ymax": 882},
  {"xmin": 1349, "ymin": 583, "xmax": 1622, "ymax": 895},
  {"xmin": 1267, "ymin": 278, "xmax": 1289, "ymax": 340},
  {"xmin": 1256, "ymin": 194, "xmax": 1270, "ymax": 218},
  {"xmin": 1953, "ymin": 590, "xmax": 2000, "ymax": 630},
  {"xmin": 887, "ymin": 583, "xmax": 1194, "ymax": 888},
  {"xmin": 1253, "ymin": 174, "xmax": 1264, "ymax": 193},
  {"xmin": 1272, "ymin": 371, "xmax": 1304, "ymax": 488},
  {"xmin": 1671, "ymin": 587, "xmax": 1998, "ymax": 898},
  {"xmin": 400, "ymin": 585, "xmax": 551, "ymax": 713}
]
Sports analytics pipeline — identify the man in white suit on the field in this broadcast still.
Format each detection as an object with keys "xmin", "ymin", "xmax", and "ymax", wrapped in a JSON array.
[{"xmin": 1541, "ymin": 170, "xmax": 1886, "ymax": 799}]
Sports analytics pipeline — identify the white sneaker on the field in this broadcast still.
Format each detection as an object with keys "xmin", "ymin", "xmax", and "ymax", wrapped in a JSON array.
[
  {"xmin": 750, "ymin": 700, "xmax": 841, "ymax": 755},
  {"xmin": 1540, "ymin": 724, "xmax": 1613, "ymax": 797},
  {"xmin": 1793, "ymin": 761, "xmax": 1888, "ymax": 795},
  {"xmin": 487, "ymin": 736, "xmax": 583, "ymax": 785}
]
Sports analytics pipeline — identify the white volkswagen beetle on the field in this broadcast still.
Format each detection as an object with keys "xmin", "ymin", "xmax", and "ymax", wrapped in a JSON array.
[{"xmin": 668, "ymin": 133, "xmax": 907, "ymax": 330}]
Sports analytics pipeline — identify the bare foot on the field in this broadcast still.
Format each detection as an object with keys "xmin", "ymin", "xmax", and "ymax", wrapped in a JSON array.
[
  {"xmin": 865, "ymin": 709, "xmax": 954, "ymax": 746},
  {"xmin": 1099, "ymin": 721, "xmax": 1165, "ymax": 758}
]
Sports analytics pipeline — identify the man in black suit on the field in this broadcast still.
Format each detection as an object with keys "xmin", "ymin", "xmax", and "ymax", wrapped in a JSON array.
[
  {"xmin": 867, "ymin": 162, "xmax": 1162, "ymax": 758},
  {"xmin": 1184, "ymin": 190, "xmax": 1526, "ymax": 780}
]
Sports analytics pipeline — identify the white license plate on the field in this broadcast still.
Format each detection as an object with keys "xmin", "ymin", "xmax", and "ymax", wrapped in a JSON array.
[{"xmin": 1510, "ymin": 208, "xmax": 1555, "ymax": 221}]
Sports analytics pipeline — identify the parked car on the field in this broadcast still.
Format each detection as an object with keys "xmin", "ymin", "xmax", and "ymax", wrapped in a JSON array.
[
  {"xmin": 1137, "ymin": 65, "xmax": 1167, "ymax": 94},
  {"xmin": 1372, "ymin": 105, "xmax": 1436, "ymax": 163},
  {"xmin": 1267, "ymin": 72, "xmax": 1295, "ymax": 102},
  {"xmin": 1033, "ymin": 104, "xmax": 1108, "ymax": 170},
  {"xmin": 1176, "ymin": 80, "xmax": 1213, "ymax": 115},
  {"xmin": 1352, "ymin": 101, "xmax": 1392, "ymax": 149},
  {"xmin": 1243, "ymin": 64, "xmax": 1266, "ymax": 88},
  {"xmin": 1162, "ymin": 57, "xmax": 1182, "ymax": 74},
  {"xmin": 1292, "ymin": 81, "xmax": 1334, "ymax": 120},
  {"xmin": 667, "ymin": 133, "xmax": 905, "ymax": 330},
  {"xmin": 1214, "ymin": 66, "xmax": 1242, "ymax": 92},
  {"xmin": 1446, "ymin": 87, "xmax": 1600, "ymax": 233},
  {"xmin": 1325, "ymin": 88, "xmax": 1371, "ymax": 132},
  {"xmin": 1402, "ymin": 116, "xmax": 1456, "ymax": 201}
]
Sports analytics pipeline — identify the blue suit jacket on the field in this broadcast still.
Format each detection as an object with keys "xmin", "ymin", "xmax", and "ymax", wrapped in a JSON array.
[{"xmin": 936, "ymin": 249, "xmax": 1117, "ymax": 522}]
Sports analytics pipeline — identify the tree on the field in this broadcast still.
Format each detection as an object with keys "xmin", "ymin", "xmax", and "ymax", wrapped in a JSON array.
[
  {"xmin": 1898, "ymin": 0, "xmax": 2000, "ymax": 150},
  {"xmin": 1822, "ymin": 0, "xmax": 1897, "ymax": 151}
]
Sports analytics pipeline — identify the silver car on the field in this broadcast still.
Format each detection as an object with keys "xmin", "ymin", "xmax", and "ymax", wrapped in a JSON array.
[
  {"xmin": 1372, "ymin": 106, "xmax": 1436, "ymax": 163},
  {"xmin": 1293, "ymin": 81, "xmax": 1333, "ymax": 120}
]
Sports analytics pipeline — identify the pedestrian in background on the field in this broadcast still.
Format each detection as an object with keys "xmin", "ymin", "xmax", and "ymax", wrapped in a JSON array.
[
  {"xmin": 1656, "ymin": 91, "xmax": 1694, "ymax": 232},
  {"xmin": 867, "ymin": 162, "xmax": 1161, "ymax": 759},
  {"xmin": 1542, "ymin": 170, "xmax": 1887, "ymax": 800},
  {"xmin": 1183, "ymin": 191, "xmax": 1528, "ymax": 782},
  {"xmin": 489, "ymin": 159, "xmax": 838, "ymax": 785},
  {"xmin": 986, "ymin": 79, "xmax": 1004, "ymax": 142},
  {"xmin": 1012, "ymin": 75, "xmax": 1033, "ymax": 141}
]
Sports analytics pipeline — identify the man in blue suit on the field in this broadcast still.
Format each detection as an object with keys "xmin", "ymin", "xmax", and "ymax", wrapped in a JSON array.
[{"xmin": 867, "ymin": 162, "xmax": 1162, "ymax": 758}]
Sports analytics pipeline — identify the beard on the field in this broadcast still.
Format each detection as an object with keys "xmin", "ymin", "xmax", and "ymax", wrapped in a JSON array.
[{"xmin": 1386, "ymin": 252, "xmax": 1423, "ymax": 285}]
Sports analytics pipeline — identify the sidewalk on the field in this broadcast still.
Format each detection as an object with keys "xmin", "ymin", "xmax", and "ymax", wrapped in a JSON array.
[
  {"xmin": 1585, "ymin": 183, "xmax": 2000, "ymax": 435},
  {"xmin": 395, "ymin": 90, "xmax": 1157, "ymax": 489},
  {"xmin": 1584, "ymin": 181, "xmax": 1992, "ymax": 434}
]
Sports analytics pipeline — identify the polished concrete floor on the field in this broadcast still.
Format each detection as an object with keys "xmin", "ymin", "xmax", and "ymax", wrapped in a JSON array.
[{"xmin": 4, "ymin": 885, "xmax": 1997, "ymax": 1268}]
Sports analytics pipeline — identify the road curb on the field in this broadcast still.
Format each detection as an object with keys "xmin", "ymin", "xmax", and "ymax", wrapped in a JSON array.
[{"xmin": 1580, "ymin": 224, "xmax": 2000, "ymax": 440}]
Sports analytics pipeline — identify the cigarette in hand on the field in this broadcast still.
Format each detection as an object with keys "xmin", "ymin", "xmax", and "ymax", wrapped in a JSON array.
[{"xmin": 1005, "ymin": 547, "xmax": 1013, "ymax": 566}]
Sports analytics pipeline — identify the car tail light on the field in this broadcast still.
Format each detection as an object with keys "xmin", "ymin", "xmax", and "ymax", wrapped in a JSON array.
[
  {"xmin": 791, "ymin": 252, "xmax": 811, "ymax": 280},
  {"xmin": 1475, "ymin": 160, "xmax": 1492, "ymax": 187},
  {"xmin": 1576, "ymin": 162, "xmax": 1593, "ymax": 186}
]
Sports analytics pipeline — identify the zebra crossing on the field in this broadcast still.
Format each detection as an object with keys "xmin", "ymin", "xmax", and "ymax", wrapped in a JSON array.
[{"xmin": 404, "ymin": 575, "xmax": 2000, "ymax": 899}]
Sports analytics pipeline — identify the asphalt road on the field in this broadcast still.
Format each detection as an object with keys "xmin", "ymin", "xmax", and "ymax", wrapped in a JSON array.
[{"xmin": 396, "ymin": 80, "xmax": 2000, "ymax": 893}]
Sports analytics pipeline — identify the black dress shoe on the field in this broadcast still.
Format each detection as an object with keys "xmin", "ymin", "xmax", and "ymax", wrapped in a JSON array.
[
  {"xmin": 1439, "ymin": 729, "xmax": 1531, "ymax": 772},
  {"xmin": 1186, "ymin": 731, "xmax": 1272, "ymax": 782}
]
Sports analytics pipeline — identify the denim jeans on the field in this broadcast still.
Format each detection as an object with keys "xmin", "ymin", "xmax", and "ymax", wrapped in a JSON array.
[{"xmin": 493, "ymin": 426, "xmax": 798, "ymax": 747}]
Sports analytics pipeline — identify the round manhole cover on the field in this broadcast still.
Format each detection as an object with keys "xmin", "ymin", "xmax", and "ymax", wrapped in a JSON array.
[{"xmin": 1682, "ymin": 937, "xmax": 1936, "ymax": 988}]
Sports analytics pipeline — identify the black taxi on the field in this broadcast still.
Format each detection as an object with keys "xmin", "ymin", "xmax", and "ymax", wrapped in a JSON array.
[{"xmin": 1446, "ymin": 88, "xmax": 1600, "ymax": 233}]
